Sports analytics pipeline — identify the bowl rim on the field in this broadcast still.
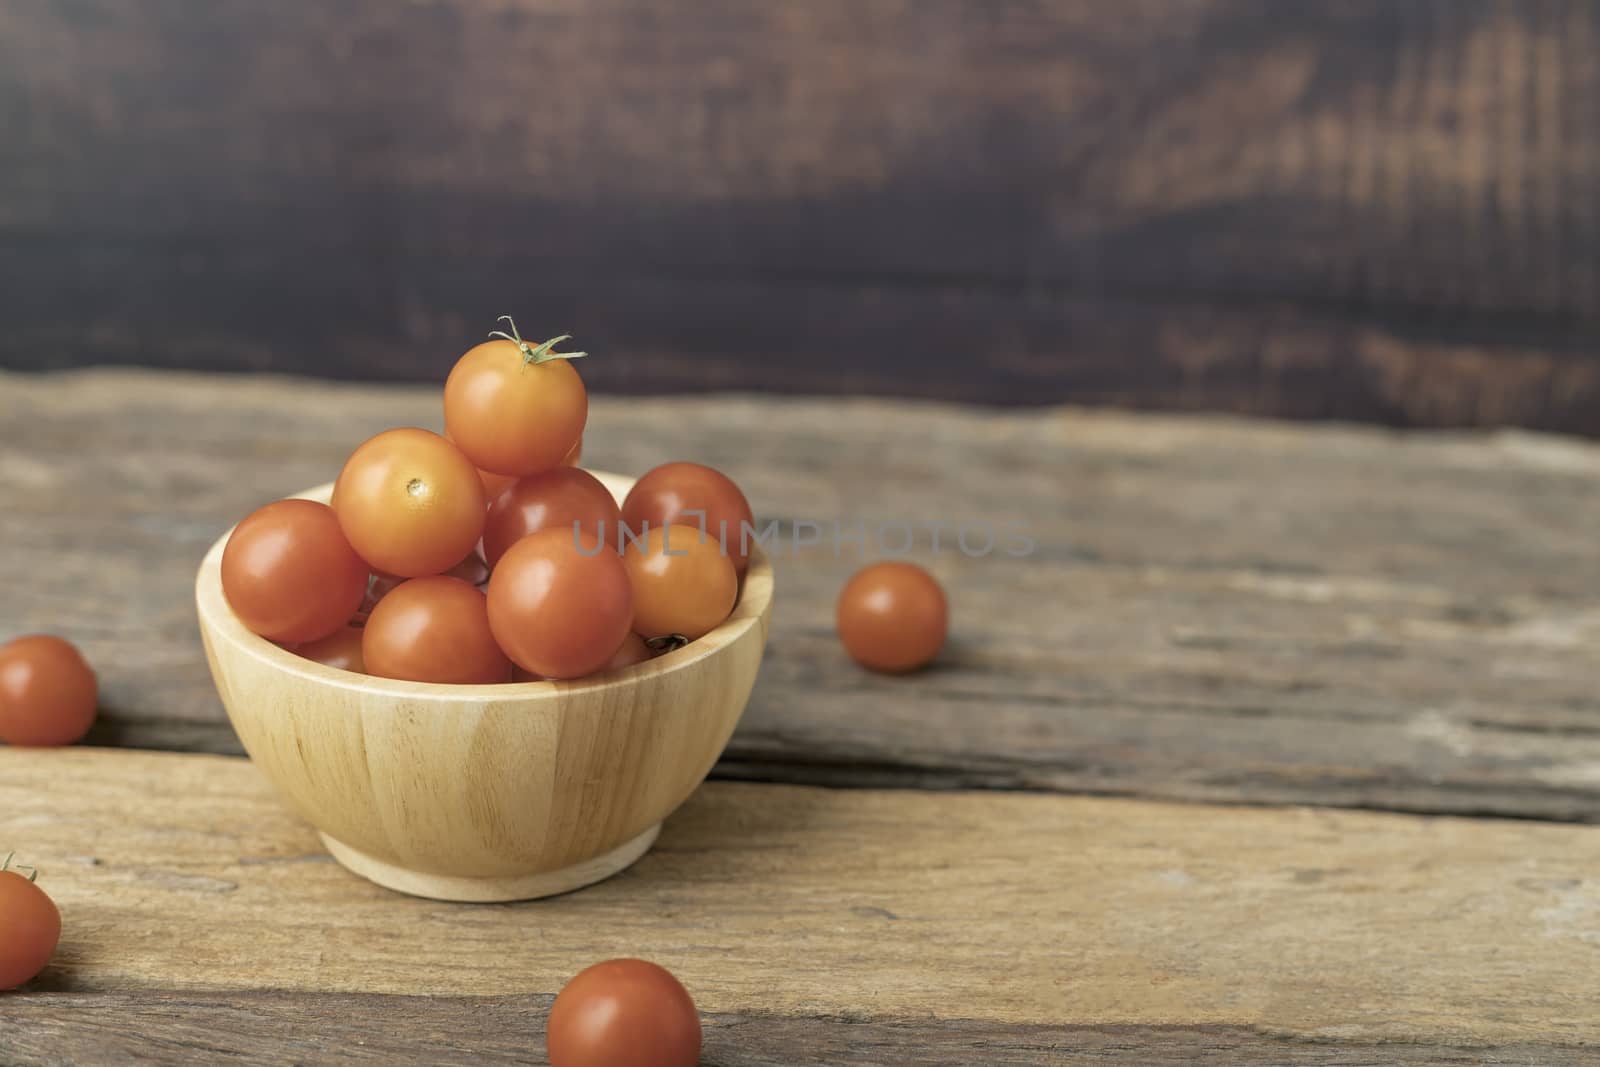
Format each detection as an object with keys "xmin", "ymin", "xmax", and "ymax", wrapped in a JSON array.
[{"xmin": 195, "ymin": 470, "xmax": 773, "ymax": 702}]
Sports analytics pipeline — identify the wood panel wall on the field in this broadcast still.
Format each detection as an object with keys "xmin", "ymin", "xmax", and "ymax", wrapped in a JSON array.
[{"xmin": 2, "ymin": 1, "xmax": 1598, "ymax": 430}]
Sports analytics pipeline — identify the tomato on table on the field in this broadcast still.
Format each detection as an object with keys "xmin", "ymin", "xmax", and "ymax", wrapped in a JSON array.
[
  {"xmin": 482, "ymin": 467, "xmax": 620, "ymax": 566},
  {"xmin": 362, "ymin": 576, "xmax": 511, "ymax": 684},
  {"xmin": 221, "ymin": 499, "xmax": 369, "ymax": 644},
  {"xmin": 621, "ymin": 462, "xmax": 755, "ymax": 575},
  {"xmin": 0, "ymin": 635, "xmax": 98, "ymax": 747},
  {"xmin": 546, "ymin": 958, "xmax": 701, "ymax": 1067},
  {"xmin": 836, "ymin": 561, "xmax": 948, "ymax": 673},
  {"xmin": 332, "ymin": 428, "xmax": 486, "ymax": 578},
  {"xmin": 487, "ymin": 528, "xmax": 633, "ymax": 680},
  {"xmin": 621, "ymin": 524, "xmax": 738, "ymax": 640},
  {"xmin": 443, "ymin": 318, "xmax": 587, "ymax": 476},
  {"xmin": 0, "ymin": 859, "xmax": 61, "ymax": 990}
]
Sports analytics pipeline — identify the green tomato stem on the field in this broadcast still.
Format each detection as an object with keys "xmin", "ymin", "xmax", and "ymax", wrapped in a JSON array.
[{"xmin": 487, "ymin": 316, "xmax": 588, "ymax": 366}]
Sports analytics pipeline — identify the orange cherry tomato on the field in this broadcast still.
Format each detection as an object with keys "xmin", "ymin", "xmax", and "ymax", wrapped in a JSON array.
[
  {"xmin": 837, "ymin": 561, "xmax": 948, "ymax": 673},
  {"xmin": 620, "ymin": 462, "xmax": 755, "ymax": 575},
  {"xmin": 0, "ymin": 635, "xmax": 97, "ymax": 747},
  {"xmin": 0, "ymin": 864, "xmax": 60, "ymax": 990},
  {"xmin": 332, "ymin": 428, "xmax": 486, "ymax": 578},
  {"xmin": 547, "ymin": 959, "xmax": 701, "ymax": 1067},
  {"xmin": 221, "ymin": 500, "xmax": 370, "ymax": 644},
  {"xmin": 621, "ymin": 524, "xmax": 738, "ymax": 640},
  {"xmin": 487, "ymin": 528, "xmax": 633, "ymax": 680},
  {"xmin": 482, "ymin": 467, "xmax": 620, "ymax": 567},
  {"xmin": 562, "ymin": 437, "xmax": 583, "ymax": 467},
  {"xmin": 292, "ymin": 625, "xmax": 366, "ymax": 674},
  {"xmin": 446, "ymin": 428, "xmax": 519, "ymax": 500},
  {"xmin": 362, "ymin": 577, "xmax": 510, "ymax": 684},
  {"xmin": 443, "ymin": 319, "xmax": 587, "ymax": 476}
]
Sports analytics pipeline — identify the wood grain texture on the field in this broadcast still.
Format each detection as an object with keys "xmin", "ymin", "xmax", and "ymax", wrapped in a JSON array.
[
  {"xmin": 2, "ymin": 1, "xmax": 1599, "ymax": 429},
  {"xmin": 1, "ymin": 746, "xmax": 1597, "ymax": 1062},
  {"xmin": 9, "ymin": 369, "xmax": 1600, "ymax": 821},
  {"xmin": 3, "ymin": 993, "xmax": 1590, "ymax": 1067}
]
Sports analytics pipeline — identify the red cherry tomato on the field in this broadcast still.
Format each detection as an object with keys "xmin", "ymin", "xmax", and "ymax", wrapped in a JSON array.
[
  {"xmin": 0, "ymin": 864, "xmax": 61, "ymax": 990},
  {"xmin": 837, "ymin": 561, "xmax": 948, "ymax": 673},
  {"xmin": 622, "ymin": 525, "xmax": 738, "ymax": 640},
  {"xmin": 0, "ymin": 636, "xmax": 97, "ymax": 747},
  {"xmin": 332, "ymin": 428, "xmax": 487, "ymax": 578},
  {"xmin": 558, "ymin": 634, "xmax": 656, "ymax": 683},
  {"xmin": 547, "ymin": 958, "xmax": 701, "ymax": 1067},
  {"xmin": 483, "ymin": 467, "xmax": 620, "ymax": 567},
  {"xmin": 600, "ymin": 632, "xmax": 652, "ymax": 673},
  {"xmin": 292, "ymin": 625, "xmax": 366, "ymax": 674},
  {"xmin": 221, "ymin": 500, "xmax": 369, "ymax": 644},
  {"xmin": 362, "ymin": 577, "xmax": 511, "ymax": 684},
  {"xmin": 487, "ymin": 528, "xmax": 633, "ymax": 680},
  {"xmin": 443, "ymin": 320, "xmax": 587, "ymax": 476},
  {"xmin": 621, "ymin": 462, "xmax": 755, "ymax": 575}
]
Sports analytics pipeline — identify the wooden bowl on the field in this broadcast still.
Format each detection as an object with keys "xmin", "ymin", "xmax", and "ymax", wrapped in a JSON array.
[{"xmin": 195, "ymin": 472, "xmax": 772, "ymax": 902}]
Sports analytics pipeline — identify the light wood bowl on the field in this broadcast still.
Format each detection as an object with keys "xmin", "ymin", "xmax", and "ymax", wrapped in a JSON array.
[{"xmin": 195, "ymin": 472, "xmax": 772, "ymax": 902}]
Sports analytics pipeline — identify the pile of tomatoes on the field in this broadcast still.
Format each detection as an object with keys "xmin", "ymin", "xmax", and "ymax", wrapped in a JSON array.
[{"xmin": 221, "ymin": 319, "xmax": 755, "ymax": 683}]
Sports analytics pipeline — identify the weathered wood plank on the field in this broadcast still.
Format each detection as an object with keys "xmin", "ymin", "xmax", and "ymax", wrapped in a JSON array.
[
  {"xmin": 0, "ymin": 747, "xmax": 1596, "ymax": 1060},
  {"xmin": 8, "ymin": 369, "xmax": 1600, "ymax": 820},
  {"xmin": 2, "ymin": 992, "xmax": 1586, "ymax": 1067},
  {"xmin": 1, "ymin": 1, "xmax": 1598, "ymax": 428}
]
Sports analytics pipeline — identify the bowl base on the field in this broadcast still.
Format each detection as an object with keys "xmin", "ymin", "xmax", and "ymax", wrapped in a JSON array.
[{"xmin": 320, "ymin": 824, "xmax": 662, "ymax": 903}]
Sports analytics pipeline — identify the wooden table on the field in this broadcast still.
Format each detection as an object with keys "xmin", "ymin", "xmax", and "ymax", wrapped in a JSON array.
[{"xmin": 2, "ymin": 369, "xmax": 1597, "ymax": 1064}]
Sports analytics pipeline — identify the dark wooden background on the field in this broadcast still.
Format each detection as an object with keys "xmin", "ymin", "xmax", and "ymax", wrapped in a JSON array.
[{"xmin": 3, "ymin": 0, "xmax": 1599, "ymax": 431}]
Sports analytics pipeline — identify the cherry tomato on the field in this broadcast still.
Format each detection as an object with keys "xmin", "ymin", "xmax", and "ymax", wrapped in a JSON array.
[
  {"xmin": 483, "ymin": 467, "xmax": 620, "ymax": 567},
  {"xmin": 221, "ymin": 500, "xmax": 369, "ymax": 644},
  {"xmin": 563, "ymin": 437, "xmax": 583, "ymax": 467},
  {"xmin": 362, "ymin": 577, "xmax": 510, "ymax": 684},
  {"xmin": 547, "ymin": 958, "xmax": 701, "ymax": 1067},
  {"xmin": 511, "ymin": 666, "xmax": 544, "ymax": 683},
  {"xmin": 443, "ymin": 319, "xmax": 587, "ymax": 476},
  {"xmin": 621, "ymin": 462, "xmax": 754, "ymax": 575},
  {"xmin": 332, "ymin": 428, "xmax": 487, "ymax": 578},
  {"xmin": 622, "ymin": 524, "xmax": 738, "ymax": 640},
  {"xmin": 0, "ymin": 636, "xmax": 97, "ymax": 747},
  {"xmin": 487, "ymin": 528, "xmax": 632, "ymax": 680},
  {"xmin": 837, "ymin": 561, "xmax": 948, "ymax": 673},
  {"xmin": 0, "ymin": 863, "xmax": 61, "ymax": 990},
  {"xmin": 292, "ymin": 625, "xmax": 365, "ymax": 674},
  {"xmin": 446, "ymin": 428, "xmax": 519, "ymax": 500},
  {"xmin": 599, "ymin": 632, "xmax": 652, "ymax": 674}
]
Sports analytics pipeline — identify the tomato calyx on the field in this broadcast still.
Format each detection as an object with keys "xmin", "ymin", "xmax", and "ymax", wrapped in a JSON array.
[
  {"xmin": 0, "ymin": 852, "xmax": 38, "ymax": 883},
  {"xmin": 488, "ymin": 316, "xmax": 588, "ymax": 367},
  {"xmin": 644, "ymin": 634, "xmax": 690, "ymax": 653}
]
